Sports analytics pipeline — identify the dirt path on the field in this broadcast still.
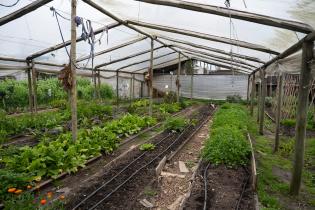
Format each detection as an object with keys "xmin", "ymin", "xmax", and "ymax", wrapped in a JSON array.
[{"xmin": 133, "ymin": 109, "xmax": 213, "ymax": 210}]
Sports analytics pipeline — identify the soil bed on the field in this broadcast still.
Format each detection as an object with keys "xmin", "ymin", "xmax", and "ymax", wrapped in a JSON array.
[
  {"xmin": 184, "ymin": 162, "xmax": 255, "ymax": 210},
  {"xmin": 66, "ymin": 105, "xmax": 213, "ymax": 210}
]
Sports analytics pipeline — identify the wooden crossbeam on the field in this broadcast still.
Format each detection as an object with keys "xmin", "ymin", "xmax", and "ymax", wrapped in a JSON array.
[
  {"xmin": 171, "ymin": 44, "xmax": 257, "ymax": 69},
  {"xmin": 157, "ymin": 35, "xmax": 265, "ymax": 64},
  {"xmin": 116, "ymin": 52, "xmax": 175, "ymax": 71},
  {"xmin": 82, "ymin": 0, "xmax": 189, "ymax": 59},
  {"xmin": 95, "ymin": 46, "xmax": 165, "ymax": 68},
  {"xmin": 0, "ymin": 0, "xmax": 53, "ymax": 26},
  {"xmin": 27, "ymin": 22, "xmax": 121, "ymax": 60},
  {"xmin": 76, "ymin": 36, "xmax": 147, "ymax": 62},
  {"xmin": 184, "ymin": 51, "xmax": 253, "ymax": 72},
  {"xmin": 192, "ymin": 57, "xmax": 251, "ymax": 74},
  {"xmin": 127, "ymin": 20, "xmax": 279, "ymax": 55},
  {"xmin": 135, "ymin": 0, "xmax": 313, "ymax": 33},
  {"xmin": 132, "ymin": 56, "xmax": 186, "ymax": 72}
]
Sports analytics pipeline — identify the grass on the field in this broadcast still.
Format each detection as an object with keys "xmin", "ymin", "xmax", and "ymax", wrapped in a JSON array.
[{"xmin": 250, "ymin": 106, "xmax": 315, "ymax": 209}]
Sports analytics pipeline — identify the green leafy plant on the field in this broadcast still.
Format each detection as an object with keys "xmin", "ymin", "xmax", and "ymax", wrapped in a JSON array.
[
  {"xmin": 164, "ymin": 116, "xmax": 187, "ymax": 132},
  {"xmin": 159, "ymin": 103, "xmax": 181, "ymax": 114},
  {"xmin": 139, "ymin": 143, "xmax": 155, "ymax": 151}
]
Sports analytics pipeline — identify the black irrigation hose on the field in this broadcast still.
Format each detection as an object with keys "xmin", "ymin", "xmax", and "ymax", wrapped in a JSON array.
[
  {"xmin": 72, "ymin": 132, "xmax": 174, "ymax": 210},
  {"xmin": 203, "ymin": 162, "xmax": 211, "ymax": 210},
  {"xmin": 235, "ymin": 167, "xmax": 250, "ymax": 210}
]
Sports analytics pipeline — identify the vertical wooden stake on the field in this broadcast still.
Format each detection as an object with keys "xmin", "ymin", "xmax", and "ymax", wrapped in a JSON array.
[
  {"xmin": 129, "ymin": 77, "xmax": 132, "ymax": 105},
  {"xmin": 31, "ymin": 61, "xmax": 38, "ymax": 113},
  {"xmin": 176, "ymin": 52, "xmax": 181, "ymax": 102},
  {"xmin": 274, "ymin": 74, "xmax": 283, "ymax": 152},
  {"xmin": 257, "ymin": 78, "xmax": 261, "ymax": 123},
  {"xmin": 148, "ymin": 38, "xmax": 154, "ymax": 116},
  {"xmin": 132, "ymin": 74, "xmax": 135, "ymax": 100},
  {"xmin": 97, "ymin": 70, "xmax": 101, "ymax": 99},
  {"xmin": 290, "ymin": 40, "xmax": 314, "ymax": 195},
  {"xmin": 116, "ymin": 71, "xmax": 119, "ymax": 107},
  {"xmin": 247, "ymin": 75, "xmax": 250, "ymax": 104},
  {"xmin": 27, "ymin": 63, "xmax": 33, "ymax": 113},
  {"xmin": 70, "ymin": 0, "xmax": 77, "ymax": 141},
  {"xmin": 93, "ymin": 69, "xmax": 97, "ymax": 99},
  {"xmin": 259, "ymin": 69, "xmax": 266, "ymax": 135},
  {"xmin": 250, "ymin": 74, "xmax": 255, "ymax": 116},
  {"xmin": 190, "ymin": 74, "xmax": 193, "ymax": 100}
]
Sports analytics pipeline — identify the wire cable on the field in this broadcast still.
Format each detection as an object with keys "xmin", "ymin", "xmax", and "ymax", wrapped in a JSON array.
[{"xmin": 0, "ymin": 0, "xmax": 20, "ymax": 7}]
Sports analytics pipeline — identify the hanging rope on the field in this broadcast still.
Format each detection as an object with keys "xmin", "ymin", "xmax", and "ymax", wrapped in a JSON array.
[
  {"xmin": 50, "ymin": 7, "xmax": 104, "ymax": 70},
  {"xmin": 0, "ymin": 0, "xmax": 20, "ymax": 7}
]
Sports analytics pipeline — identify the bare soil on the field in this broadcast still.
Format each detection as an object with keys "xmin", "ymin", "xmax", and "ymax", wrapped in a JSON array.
[{"xmin": 184, "ymin": 163, "xmax": 255, "ymax": 210}]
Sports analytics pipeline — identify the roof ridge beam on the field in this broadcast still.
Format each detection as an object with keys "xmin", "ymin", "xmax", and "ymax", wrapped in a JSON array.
[
  {"xmin": 95, "ymin": 46, "xmax": 165, "ymax": 68},
  {"xmin": 184, "ymin": 51, "xmax": 253, "ymax": 71},
  {"xmin": 157, "ymin": 35, "xmax": 265, "ymax": 64},
  {"xmin": 127, "ymin": 20, "xmax": 279, "ymax": 55},
  {"xmin": 117, "ymin": 52, "xmax": 175, "ymax": 71},
  {"xmin": 170, "ymin": 44, "xmax": 257, "ymax": 69},
  {"xmin": 77, "ymin": 36, "xmax": 147, "ymax": 62},
  {"xmin": 135, "ymin": 0, "xmax": 313, "ymax": 33}
]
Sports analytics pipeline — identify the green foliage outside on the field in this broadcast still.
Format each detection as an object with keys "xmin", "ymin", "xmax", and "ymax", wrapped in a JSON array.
[
  {"xmin": 0, "ymin": 78, "xmax": 114, "ymax": 112},
  {"xmin": 202, "ymin": 103, "xmax": 252, "ymax": 167}
]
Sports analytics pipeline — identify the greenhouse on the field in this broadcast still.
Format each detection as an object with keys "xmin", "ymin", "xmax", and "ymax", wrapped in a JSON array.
[{"xmin": 0, "ymin": 0, "xmax": 315, "ymax": 209}]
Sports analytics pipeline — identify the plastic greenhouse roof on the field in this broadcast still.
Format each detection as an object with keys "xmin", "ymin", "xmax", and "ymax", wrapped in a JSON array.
[{"xmin": 0, "ymin": 0, "xmax": 314, "ymax": 74}]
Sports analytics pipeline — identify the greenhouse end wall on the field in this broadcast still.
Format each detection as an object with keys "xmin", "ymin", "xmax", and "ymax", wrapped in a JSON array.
[{"xmin": 153, "ymin": 74, "xmax": 248, "ymax": 100}]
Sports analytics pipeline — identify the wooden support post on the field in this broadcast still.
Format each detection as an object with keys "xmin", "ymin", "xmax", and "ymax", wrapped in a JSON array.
[
  {"xmin": 132, "ymin": 74, "xmax": 135, "ymax": 100},
  {"xmin": 247, "ymin": 75, "xmax": 250, "ymax": 104},
  {"xmin": 257, "ymin": 78, "xmax": 261, "ymax": 122},
  {"xmin": 290, "ymin": 40, "xmax": 314, "ymax": 195},
  {"xmin": 190, "ymin": 74, "xmax": 193, "ymax": 100},
  {"xmin": 129, "ymin": 77, "xmax": 132, "ymax": 105},
  {"xmin": 274, "ymin": 74, "xmax": 283, "ymax": 152},
  {"xmin": 259, "ymin": 69, "xmax": 266, "ymax": 135},
  {"xmin": 176, "ymin": 52, "xmax": 181, "ymax": 102},
  {"xmin": 149, "ymin": 38, "xmax": 154, "ymax": 116},
  {"xmin": 70, "ymin": 0, "xmax": 78, "ymax": 142},
  {"xmin": 31, "ymin": 61, "xmax": 38, "ymax": 113},
  {"xmin": 250, "ymin": 74, "xmax": 255, "ymax": 116},
  {"xmin": 93, "ymin": 69, "xmax": 97, "ymax": 99},
  {"xmin": 116, "ymin": 71, "xmax": 119, "ymax": 107},
  {"xmin": 97, "ymin": 70, "xmax": 101, "ymax": 99},
  {"xmin": 26, "ymin": 63, "xmax": 33, "ymax": 113}
]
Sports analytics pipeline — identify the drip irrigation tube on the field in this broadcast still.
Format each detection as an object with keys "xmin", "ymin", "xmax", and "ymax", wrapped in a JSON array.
[{"xmin": 203, "ymin": 162, "xmax": 211, "ymax": 210}]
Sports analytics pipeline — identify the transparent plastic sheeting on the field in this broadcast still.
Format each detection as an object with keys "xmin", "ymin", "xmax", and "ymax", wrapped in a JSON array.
[
  {"xmin": 1, "ymin": 0, "xmax": 314, "ymax": 70},
  {"xmin": 153, "ymin": 74, "xmax": 248, "ymax": 100},
  {"xmin": 263, "ymin": 49, "xmax": 315, "ymax": 78}
]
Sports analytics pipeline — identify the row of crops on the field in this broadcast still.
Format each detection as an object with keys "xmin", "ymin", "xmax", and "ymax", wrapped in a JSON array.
[
  {"xmin": 0, "ymin": 98, "xmax": 191, "ymax": 209},
  {"xmin": 202, "ymin": 103, "xmax": 254, "ymax": 167},
  {"xmin": 0, "ymin": 78, "xmax": 114, "ymax": 112}
]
